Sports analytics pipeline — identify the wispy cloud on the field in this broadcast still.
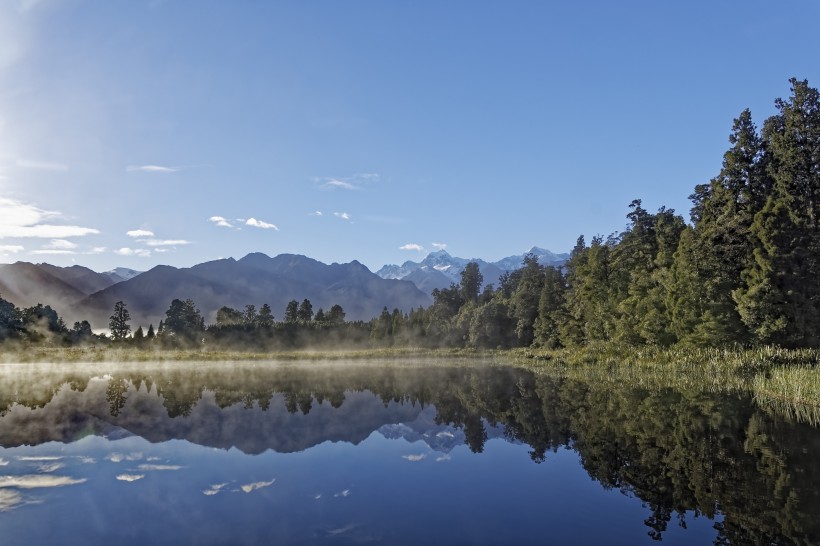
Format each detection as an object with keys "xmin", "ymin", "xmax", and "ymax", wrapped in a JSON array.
[
  {"xmin": 16, "ymin": 159, "xmax": 69, "ymax": 172},
  {"xmin": 88, "ymin": 247, "xmax": 106, "ymax": 255},
  {"xmin": 0, "ymin": 475, "xmax": 86, "ymax": 489},
  {"xmin": 321, "ymin": 179, "xmax": 359, "ymax": 191},
  {"xmin": 0, "ymin": 458, "xmax": 8, "ymax": 466},
  {"xmin": 142, "ymin": 239, "xmax": 190, "ymax": 247},
  {"xmin": 399, "ymin": 243, "xmax": 425, "ymax": 252},
  {"xmin": 245, "ymin": 218, "xmax": 278, "ymax": 230},
  {"xmin": 333, "ymin": 489, "xmax": 351, "ymax": 498},
  {"xmin": 114, "ymin": 247, "xmax": 151, "ymax": 258},
  {"xmin": 435, "ymin": 454, "xmax": 452, "ymax": 462},
  {"xmin": 29, "ymin": 248, "xmax": 77, "ymax": 256},
  {"xmin": 240, "ymin": 479, "xmax": 275, "ymax": 493},
  {"xmin": 0, "ymin": 245, "xmax": 24, "ymax": 254},
  {"xmin": 333, "ymin": 212, "xmax": 351, "ymax": 221},
  {"xmin": 126, "ymin": 165, "xmax": 178, "ymax": 173},
  {"xmin": 0, "ymin": 198, "xmax": 99, "ymax": 239},
  {"xmin": 126, "ymin": 229, "xmax": 154, "ymax": 238},
  {"xmin": 432, "ymin": 242, "xmax": 447, "ymax": 250},
  {"xmin": 316, "ymin": 172, "xmax": 380, "ymax": 191},
  {"xmin": 208, "ymin": 216, "xmax": 233, "ymax": 228},
  {"xmin": 309, "ymin": 211, "xmax": 323, "ymax": 217}
]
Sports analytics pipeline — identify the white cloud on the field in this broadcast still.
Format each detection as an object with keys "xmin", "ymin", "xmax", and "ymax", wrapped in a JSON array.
[
  {"xmin": 240, "ymin": 479, "xmax": 275, "ymax": 493},
  {"xmin": 126, "ymin": 229, "xmax": 154, "ymax": 238},
  {"xmin": 16, "ymin": 159, "xmax": 69, "ymax": 172},
  {"xmin": 309, "ymin": 211, "xmax": 323, "ymax": 217},
  {"xmin": 126, "ymin": 165, "xmax": 178, "ymax": 173},
  {"xmin": 208, "ymin": 216, "xmax": 233, "ymax": 228},
  {"xmin": 402, "ymin": 454, "xmax": 427, "ymax": 462},
  {"xmin": 0, "ymin": 458, "xmax": 8, "ymax": 466},
  {"xmin": 435, "ymin": 454, "xmax": 452, "ymax": 462},
  {"xmin": 0, "ymin": 198, "xmax": 99, "ymax": 239},
  {"xmin": 0, "ymin": 475, "xmax": 86, "ymax": 489},
  {"xmin": 432, "ymin": 242, "xmax": 448, "ymax": 250},
  {"xmin": 114, "ymin": 248, "xmax": 151, "ymax": 258},
  {"xmin": 143, "ymin": 239, "xmax": 191, "ymax": 247},
  {"xmin": 0, "ymin": 245, "xmax": 23, "ymax": 254},
  {"xmin": 399, "ymin": 243, "xmax": 425, "ymax": 252},
  {"xmin": 245, "ymin": 218, "xmax": 278, "ymax": 230},
  {"xmin": 44, "ymin": 239, "xmax": 77, "ymax": 250},
  {"xmin": 333, "ymin": 489, "xmax": 351, "ymax": 498},
  {"xmin": 32, "ymin": 241, "xmax": 78, "ymax": 254},
  {"xmin": 115, "ymin": 474, "xmax": 144, "ymax": 482},
  {"xmin": 87, "ymin": 247, "xmax": 106, "ymax": 255},
  {"xmin": 333, "ymin": 212, "xmax": 351, "ymax": 221}
]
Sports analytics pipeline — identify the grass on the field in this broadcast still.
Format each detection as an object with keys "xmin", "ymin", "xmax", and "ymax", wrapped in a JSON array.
[{"xmin": 513, "ymin": 343, "xmax": 820, "ymax": 424}]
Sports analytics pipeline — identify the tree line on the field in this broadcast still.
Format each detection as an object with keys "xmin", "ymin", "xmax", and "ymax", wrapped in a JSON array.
[{"xmin": 1, "ymin": 78, "xmax": 818, "ymax": 350}]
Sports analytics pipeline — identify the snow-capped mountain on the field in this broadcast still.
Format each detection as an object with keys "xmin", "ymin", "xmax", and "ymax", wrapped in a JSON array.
[
  {"xmin": 103, "ymin": 267, "xmax": 143, "ymax": 283},
  {"xmin": 376, "ymin": 247, "xmax": 569, "ymax": 294}
]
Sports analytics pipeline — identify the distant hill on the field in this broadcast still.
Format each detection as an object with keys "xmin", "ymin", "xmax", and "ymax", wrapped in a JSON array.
[
  {"xmin": 0, "ymin": 262, "xmax": 88, "ymax": 314},
  {"xmin": 76, "ymin": 253, "xmax": 432, "ymax": 329},
  {"xmin": 37, "ymin": 263, "xmax": 119, "ymax": 295},
  {"xmin": 376, "ymin": 247, "xmax": 569, "ymax": 294}
]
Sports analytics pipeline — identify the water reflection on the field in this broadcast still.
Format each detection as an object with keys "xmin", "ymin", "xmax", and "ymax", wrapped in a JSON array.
[{"xmin": 0, "ymin": 361, "xmax": 819, "ymax": 544}]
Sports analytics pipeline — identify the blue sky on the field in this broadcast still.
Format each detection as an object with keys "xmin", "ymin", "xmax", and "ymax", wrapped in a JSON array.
[{"xmin": 1, "ymin": 0, "xmax": 819, "ymax": 272}]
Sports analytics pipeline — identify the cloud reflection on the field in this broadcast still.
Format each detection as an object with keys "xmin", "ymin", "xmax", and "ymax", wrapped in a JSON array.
[
  {"xmin": 136, "ymin": 464, "xmax": 182, "ymax": 471},
  {"xmin": 402, "ymin": 454, "xmax": 427, "ymax": 462},
  {"xmin": 37, "ymin": 462, "xmax": 65, "ymax": 473},
  {"xmin": 116, "ymin": 474, "xmax": 145, "ymax": 482},
  {"xmin": 203, "ymin": 483, "xmax": 229, "ymax": 496},
  {"xmin": 0, "ymin": 475, "xmax": 86, "ymax": 489},
  {"xmin": 240, "ymin": 479, "xmax": 275, "ymax": 493},
  {"xmin": 106, "ymin": 452, "xmax": 144, "ymax": 463},
  {"xmin": 0, "ymin": 490, "xmax": 23, "ymax": 512}
]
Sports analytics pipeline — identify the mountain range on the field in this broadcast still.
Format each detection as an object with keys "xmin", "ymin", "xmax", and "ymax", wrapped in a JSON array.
[
  {"xmin": 376, "ymin": 247, "xmax": 569, "ymax": 293},
  {"xmin": 0, "ymin": 246, "xmax": 567, "ymax": 330}
]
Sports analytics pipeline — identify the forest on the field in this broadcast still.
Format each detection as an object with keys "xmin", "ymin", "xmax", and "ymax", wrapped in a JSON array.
[{"xmin": 1, "ymin": 78, "xmax": 820, "ymax": 352}]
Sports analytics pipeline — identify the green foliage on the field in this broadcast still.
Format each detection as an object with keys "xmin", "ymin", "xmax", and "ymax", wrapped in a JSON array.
[
  {"xmin": 284, "ymin": 300, "xmax": 298, "ymax": 323},
  {"xmin": 109, "ymin": 301, "xmax": 131, "ymax": 341},
  {"xmin": 297, "ymin": 299, "xmax": 313, "ymax": 323},
  {"xmin": 163, "ymin": 298, "xmax": 205, "ymax": 346}
]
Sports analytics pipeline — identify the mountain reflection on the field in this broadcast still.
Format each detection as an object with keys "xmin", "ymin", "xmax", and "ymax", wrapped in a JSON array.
[{"xmin": 1, "ymin": 362, "xmax": 820, "ymax": 544}]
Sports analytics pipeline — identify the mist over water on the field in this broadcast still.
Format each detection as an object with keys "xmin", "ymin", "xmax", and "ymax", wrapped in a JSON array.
[{"xmin": 0, "ymin": 360, "xmax": 818, "ymax": 544}]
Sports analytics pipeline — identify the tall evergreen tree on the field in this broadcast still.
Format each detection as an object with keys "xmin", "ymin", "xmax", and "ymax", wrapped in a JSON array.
[
  {"xmin": 736, "ymin": 78, "xmax": 820, "ymax": 347},
  {"xmin": 109, "ymin": 301, "xmax": 131, "ymax": 341}
]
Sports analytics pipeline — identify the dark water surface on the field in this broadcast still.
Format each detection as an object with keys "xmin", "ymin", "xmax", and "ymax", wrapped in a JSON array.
[{"xmin": 0, "ymin": 360, "xmax": 818, "ymax": 545}]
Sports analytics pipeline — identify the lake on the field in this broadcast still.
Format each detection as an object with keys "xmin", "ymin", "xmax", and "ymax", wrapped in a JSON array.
[{"xmin": 0, "ymin": 359, "xmax": 818, "ymax": 545}]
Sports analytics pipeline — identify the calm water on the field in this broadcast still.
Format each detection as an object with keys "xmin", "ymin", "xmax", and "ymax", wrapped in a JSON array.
[{"xmin": 0, "ymin": 360, "xmax": 818, "ymax": 545}]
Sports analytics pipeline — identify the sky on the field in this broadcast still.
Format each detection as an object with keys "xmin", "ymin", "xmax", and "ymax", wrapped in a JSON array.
[{"xmin": 1, "ymin": 0, "xmax": 820, "ymax": 273}]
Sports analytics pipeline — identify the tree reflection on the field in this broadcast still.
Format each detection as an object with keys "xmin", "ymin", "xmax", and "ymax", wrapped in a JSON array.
[{"xmin": 1, "ymin": 363, "xmax": 820, "ymax": 543}]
